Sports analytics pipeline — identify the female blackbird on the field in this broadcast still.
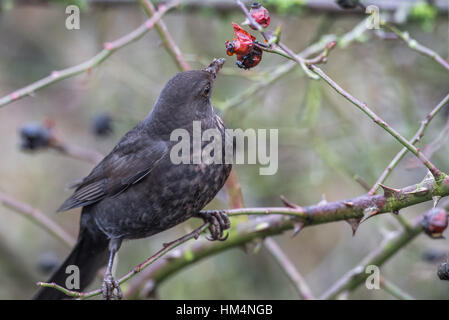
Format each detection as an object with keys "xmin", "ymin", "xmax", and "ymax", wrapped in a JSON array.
[{"xmin": 34, "ymin": 58, "xmax": 232, "ymax": 300}]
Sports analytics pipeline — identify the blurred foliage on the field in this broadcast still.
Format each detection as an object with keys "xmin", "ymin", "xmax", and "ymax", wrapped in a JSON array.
[
  {"xmin": 264, "ymin": 0, "xmax": 305, "ymax": 13},
  {"xmin": 409, "ymin": 1, "xmax": 438, "ymax": 32}
]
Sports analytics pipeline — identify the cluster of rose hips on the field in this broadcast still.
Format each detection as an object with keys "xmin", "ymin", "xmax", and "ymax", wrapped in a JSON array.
[{"xmin": 225, "ymin": 2, "xmax": 270, "ymax": 70}]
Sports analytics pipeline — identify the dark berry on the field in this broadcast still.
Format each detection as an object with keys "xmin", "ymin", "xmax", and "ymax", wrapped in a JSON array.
[
  {"xmin": 438, "ymin": 261, "xmax": 449, "ymax": 280},
  {"xmin": 19, "ymin": 122, "xmax": 52, "ymax": 150},
  {"xmin": 36, "ymin": 251, "xmax": 60, "ymax": 275},
  {"xmin": 421, "ymin": 208, "xmax": 448, "ymax": 239},
  {"xmin": 236, "ymin": 46, "xmax": 263, "ymax": 70},
  {"xmin": 422, "ymin": 248, "xmax": 447, "ymax": 263},
  {"xmin": 336, "ymin": 0, "xmax": 361, "ymax": 9},
  {"xmin": 92, "ymin": 112, "xmax": 114, "ymax": 137}
]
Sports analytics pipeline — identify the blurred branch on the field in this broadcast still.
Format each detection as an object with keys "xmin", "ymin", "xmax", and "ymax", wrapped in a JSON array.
[
  {"xmin": 264, "ymin": 238, "xmax": 314, "ymax": 300},
  {"xmin": 138, "ymin": 0, "xmax": 191, "ymax": 71},
  {"xmin": 321, "ymin": 217, "xmax": 423, "ymax": 299},
  {"xmin": 0, "ymin": 0, "xmax": 182, "ymax": 108},
  {"xmin": 369, "ymin": 93, "xmax": 449, "ymax": 195},
  {"xmin": 382, "ymin": 22, "xmax": 449, "ymax": 72},
  {"xmin": 49, "ymin": 140, "xmax": 103, "ymax": 165},
  {"xmin": 380, "ymin": 277, "xmax": 415, "ymax": 300},
  {"xmin": 0, "ymin": 192, "xmax": 75, "ymax": 247}
]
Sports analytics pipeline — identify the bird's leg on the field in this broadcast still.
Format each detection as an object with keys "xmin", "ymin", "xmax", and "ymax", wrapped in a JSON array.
[
  {"xmin": 195, "ymin": 210, "xmax": 230, "ymax": 241},
  {"xmin": 102, "ymin": 238, "xmax": 123, "ymax": 300}
]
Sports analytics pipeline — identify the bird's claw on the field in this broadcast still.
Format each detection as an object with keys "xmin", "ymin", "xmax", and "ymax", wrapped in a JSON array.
[
  {"xmin": 198, "ymin": 210, "xmax": 230, "ymax": 241},
  {"xmin": 102, "ymin": 274, "xmax": 122, "ymax": 300}
]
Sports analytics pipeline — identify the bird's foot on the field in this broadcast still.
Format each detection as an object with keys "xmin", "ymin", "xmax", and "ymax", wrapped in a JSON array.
[
  {"xmin": 102, "ymin": 274, "xmax": 122, "ymax": 300},
  {"xmin": 197, "ymin": 210, "xmax": 230, "ymax": 241}
]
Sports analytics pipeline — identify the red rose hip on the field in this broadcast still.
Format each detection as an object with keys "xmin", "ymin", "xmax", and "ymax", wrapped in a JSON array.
[{"xmin": 249, "ymin": 2, "xmax": 270, "ymax": 29}]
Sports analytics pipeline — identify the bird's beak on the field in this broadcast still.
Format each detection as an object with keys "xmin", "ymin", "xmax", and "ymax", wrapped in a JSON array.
[{"xmin": 204, "ymin": 58, "xmax": 226, "ymax": 78}]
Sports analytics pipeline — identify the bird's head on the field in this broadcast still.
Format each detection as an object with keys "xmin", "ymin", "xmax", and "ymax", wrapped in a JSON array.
[{"xmin": 149, "ymin": 59, "xmax": 225, "ymax": 130}]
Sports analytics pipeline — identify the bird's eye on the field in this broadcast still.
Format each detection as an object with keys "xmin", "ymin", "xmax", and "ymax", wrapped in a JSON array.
[{"xmin": 203, "ymin": 85, "xmax": 211, "ymax": 96}]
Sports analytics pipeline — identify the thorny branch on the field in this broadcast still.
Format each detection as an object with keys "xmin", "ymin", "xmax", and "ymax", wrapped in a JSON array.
[{"xmin": 40, "ymin": 171, "xmax": 449, "ymax": 299}]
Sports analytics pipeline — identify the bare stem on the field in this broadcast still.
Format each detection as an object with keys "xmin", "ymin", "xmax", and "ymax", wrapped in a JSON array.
[
  {"xmin": 49, "ymin": 140, "xmax": 103, "ymax": 165},
  {"xmin": 264, "ymin": 238, "xmax": 314, "ymax": 300},
  {"xmin": 321, "ymin": 216, "xmax": 423, "ymax": 299},
  {"xmin": 382, "ymin": 22, "xmax": 449, "ymax": 72},
  {"xmin": 380, "ymin": 277, "xmax": 415, "ymax": 300}
]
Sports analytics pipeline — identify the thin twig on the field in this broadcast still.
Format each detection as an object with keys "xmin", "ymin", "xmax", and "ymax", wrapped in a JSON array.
[
  {"xmin": 264, "ymin": 238, "xmax": 314, "ymax": 300},
  {"xmin": 382, "ymin": 22, "xmax": 449, "ymax": 72},
  {"xmin": 37, "ymin": 223, "xmax": 210, "ymax": 299},
  {"xmin": 0, "ymin": 0, "xmax": 182, "ymax": 108},
  {"xmin": 308, "ymin": 64, "xmax": 445, "ymax": 182},
  {"xmin": 380, "ymin": 277, "xmax": 415, "ymax": 300},
  {"xmin": 49, "ymin": 140, "xmax": 103, "ymax": 165},
  {"xmin": 320, "ymin": 217, "xmax": 423, "ymax": 299}
]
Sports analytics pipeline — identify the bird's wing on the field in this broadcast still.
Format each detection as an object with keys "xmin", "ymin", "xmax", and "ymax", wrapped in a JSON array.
[{"xmin": 57, "ymin": 129, "xmax": 168, "ymax": 212}]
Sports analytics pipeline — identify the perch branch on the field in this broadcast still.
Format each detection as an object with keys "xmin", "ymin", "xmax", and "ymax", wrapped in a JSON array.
[
  {"xmin": 122, "ymin": 173, "xmax": 449, "ymax": 299},
  {"xmin": 37, "ymin": 222, "xmax": 210, "ymax": 299}
]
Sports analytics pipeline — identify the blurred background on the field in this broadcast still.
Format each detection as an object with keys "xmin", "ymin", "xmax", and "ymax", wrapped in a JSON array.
[{"xmin": 0, "ymin": 0, "xmax": 448, "ymax": 299}]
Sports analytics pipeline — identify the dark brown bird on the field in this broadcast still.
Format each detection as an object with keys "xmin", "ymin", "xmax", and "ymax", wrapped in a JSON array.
[{"xmin": 34, "ymin": 58, "xmax": 232, "ymax": 300}]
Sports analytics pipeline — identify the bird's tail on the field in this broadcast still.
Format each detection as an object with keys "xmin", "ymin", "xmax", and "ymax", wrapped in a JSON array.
[{"xmin": 33, "ymin": 227, "xmax": 109, "ymax": 300}]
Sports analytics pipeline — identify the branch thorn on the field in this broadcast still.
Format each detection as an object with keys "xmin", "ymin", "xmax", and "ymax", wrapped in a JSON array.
[{"xmin": 379, "ymin": 183, "xmax": 400, "ymax": 198}]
